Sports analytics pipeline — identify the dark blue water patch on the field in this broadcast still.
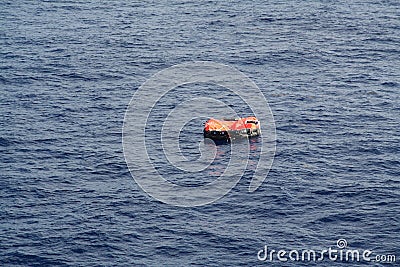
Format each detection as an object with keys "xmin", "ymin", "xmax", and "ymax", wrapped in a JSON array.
[
  {"xmin": 2, "ymin": 252, "xmax": 70, "ymax": 267},
  {"xmin": 381, "ymin": 81, "xmax": 399, "ymax": 87},
  {"xmin": 316, "ymin": 212, "xmax": 364, "ymax": 224},
  {"xmin": 0, "ymin": 137, "xmax": 15, "ymax": 147},
  {"xmin": 311, "ymin": 188, "xmax": 337, "ymax": 196}
]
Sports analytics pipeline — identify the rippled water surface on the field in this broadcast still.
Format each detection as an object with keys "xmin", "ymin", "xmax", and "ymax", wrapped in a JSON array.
[{"xmin": 1, "ymin": 0, "xmax": 399, "ymax": 266}]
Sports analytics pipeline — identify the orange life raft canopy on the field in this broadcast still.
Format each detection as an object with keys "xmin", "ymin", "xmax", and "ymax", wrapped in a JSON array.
[{"xmin": 204, "ymin": 117, "xmax": 261, "ymax": 140}]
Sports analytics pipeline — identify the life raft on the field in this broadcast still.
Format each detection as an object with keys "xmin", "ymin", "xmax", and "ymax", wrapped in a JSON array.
[{"xmin": 204, "ymin": 117, "xmax": 261, "ymax": 141}]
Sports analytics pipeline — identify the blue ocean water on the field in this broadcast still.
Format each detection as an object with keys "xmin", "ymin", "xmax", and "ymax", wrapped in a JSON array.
[{"xmin": 1, "ymin": 0, "xmax": 399, "ymax": 266}]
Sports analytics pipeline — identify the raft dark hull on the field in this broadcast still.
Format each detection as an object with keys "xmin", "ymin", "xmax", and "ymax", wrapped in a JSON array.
[{"xmin": 204, "ymin": 128, "xmax": 260, "ymax": 141}]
